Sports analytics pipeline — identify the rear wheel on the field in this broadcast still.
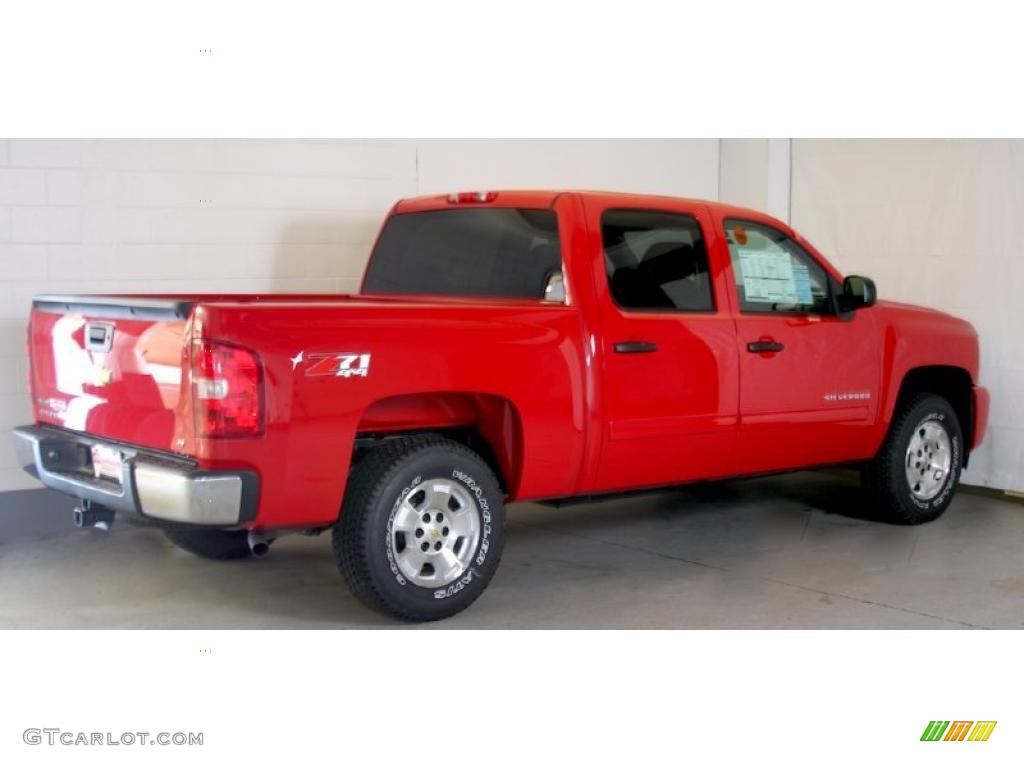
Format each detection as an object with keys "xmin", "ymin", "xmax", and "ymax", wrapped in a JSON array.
[
  {"xmin": 333, "ymin": 436, "xmax": 505, "ymax": 622},
  {"xmin": 863, "ymin": 393, "xmax": 963, "ymax": 524},
  {"xmin": 163, "ymin": 527, "xmax": 253, "ymax": 560}
]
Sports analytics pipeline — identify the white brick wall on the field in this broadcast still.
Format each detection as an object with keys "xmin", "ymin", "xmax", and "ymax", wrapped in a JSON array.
[
  {"xmin": 0, "ymin": 169, "xmax": 47, "ymax": 205},
  {"xmin": 0, "ymin": 138, "xmax": 719, "ymax": 491},
  {"xmin": 10, "ymin": 139, "xmax": 83, "ymax": 169}
]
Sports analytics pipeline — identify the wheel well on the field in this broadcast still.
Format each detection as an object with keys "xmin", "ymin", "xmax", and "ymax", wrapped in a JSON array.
[
  {"xmin": 894, "ymin": 366, "xmax": 973, "ymax": 457},
  {"xmin": 352, "ymin": 392, "xmax": 523, "ymax": 495}
]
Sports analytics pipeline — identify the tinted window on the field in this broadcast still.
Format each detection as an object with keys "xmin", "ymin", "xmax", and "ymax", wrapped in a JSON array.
[
  {"xmin": 724, "ymin": 219, "xmax": 830, "ymax": 314},
  {"xmin": 602, "ymin": 210, "xmax": 714, "ymax": 312},
  {"xmin": 363, "ymin": 208, "xmax": 562, "ymax": 300}
]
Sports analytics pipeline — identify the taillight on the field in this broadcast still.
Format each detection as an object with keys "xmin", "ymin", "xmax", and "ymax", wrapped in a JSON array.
[
  {"xmin": 25, "ymin": 322, "xmax": 33, "ymax": 391},
  {"xmin": 191, "ymin": 340, "xmax": 264, "ymax": 438}
]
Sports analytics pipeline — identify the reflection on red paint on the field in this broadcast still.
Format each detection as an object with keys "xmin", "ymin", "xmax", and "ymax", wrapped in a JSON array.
[{"xmin": 30, "ymin": 313, "xmax": 187, "ymax": 451}]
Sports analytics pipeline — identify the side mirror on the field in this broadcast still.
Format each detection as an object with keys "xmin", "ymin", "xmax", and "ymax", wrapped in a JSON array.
[
  {"xmin": 839, "ymin": 275, "xmax": 876, "ymax": 312},
  {"xmin": 543, "ymin": 270, "xmax": 566, "ymax": 303}
]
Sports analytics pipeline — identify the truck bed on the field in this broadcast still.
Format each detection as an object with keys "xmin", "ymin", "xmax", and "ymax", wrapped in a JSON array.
[{"xmin": 27, "ymin": 292, "xmax": 591, "ymax": 528}]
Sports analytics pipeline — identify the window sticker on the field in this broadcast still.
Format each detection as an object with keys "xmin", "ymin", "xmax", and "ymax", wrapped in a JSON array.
[
  {"xmin": 737, "ymin": 248, "xmax": 800, "ymax": 304},
  {"xmin": 791, "ymin": 262, "xmax": 814, "ymax": 305}
]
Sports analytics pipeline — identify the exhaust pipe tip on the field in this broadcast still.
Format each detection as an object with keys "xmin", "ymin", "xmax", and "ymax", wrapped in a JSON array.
[
  {"xmin": 247, "ymin": 531, "xmax": 273, "ymax": 558},
  {"xmin": 250, "ymin": 541, "xmax": 270, "ymax": 558}
]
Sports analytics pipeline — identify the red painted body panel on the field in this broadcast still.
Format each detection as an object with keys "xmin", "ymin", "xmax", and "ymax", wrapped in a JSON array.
[
  {"xmin": 709, "ymin": 210, "xmax": 883, "ymax": 473},
  {"xmin": 26, "ymin": 191, "xmax": 989, "ymax": 530},
  {"xmin": 580, "ymin": 196, "xmax": 740, "ymax": 491},
  {"xmin": 29, "ymin": 311, "xmax": 189, "ymax": 449}
]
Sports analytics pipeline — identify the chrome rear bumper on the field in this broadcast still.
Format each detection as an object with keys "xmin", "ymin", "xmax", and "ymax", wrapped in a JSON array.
[{"xmin": 13, "ymin": 425, "xmax": 258, "ymax": 526}]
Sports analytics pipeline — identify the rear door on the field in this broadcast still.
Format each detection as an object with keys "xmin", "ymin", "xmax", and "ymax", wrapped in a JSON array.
[
  {"xmin": 588, "ymin": 201, "xmax": 740, "ymax": 492},
  {"xmin": 718, "ymin": 218, "xmax": 882, "ymax": 473}
]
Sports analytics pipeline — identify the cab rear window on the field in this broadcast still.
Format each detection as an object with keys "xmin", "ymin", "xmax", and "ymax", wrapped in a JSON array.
[{"xmin": 363, "ymin": 208, "xmax": 562, "ymax": 300}]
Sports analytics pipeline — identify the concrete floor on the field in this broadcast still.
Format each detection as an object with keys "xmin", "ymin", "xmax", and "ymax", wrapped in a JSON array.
[{"xmin": 1, "ymin": 471, "xmax": 1022, "ymax": 628}]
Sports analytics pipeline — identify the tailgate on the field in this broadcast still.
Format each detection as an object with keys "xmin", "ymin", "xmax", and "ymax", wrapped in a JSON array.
[{"xmin": 28, "ymin": 295, "xmax": 194, "ymax": 454}]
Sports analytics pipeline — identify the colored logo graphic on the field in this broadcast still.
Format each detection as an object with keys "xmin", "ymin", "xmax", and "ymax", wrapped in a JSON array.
[{"xmin": 921, "ymin": 721, "xmax": 997, "ymax": 742}]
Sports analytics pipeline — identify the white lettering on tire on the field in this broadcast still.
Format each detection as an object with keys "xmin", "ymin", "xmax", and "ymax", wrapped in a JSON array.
[{"xmin": 428, "ymin": 469, "xmax": 494, "ymax": 600}]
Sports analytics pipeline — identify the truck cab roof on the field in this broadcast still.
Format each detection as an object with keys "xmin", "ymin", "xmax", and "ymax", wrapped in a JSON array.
[{"xmin": 393, "ymin": 190, "xmax": 793, "ymax": 235}]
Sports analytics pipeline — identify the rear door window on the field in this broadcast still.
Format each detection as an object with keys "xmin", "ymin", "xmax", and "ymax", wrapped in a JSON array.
[
  {"xmin": 601, "ymin": 209, "xmax": 715, "ymax": 312},
  {"xmin": 363, "ymin": 208, "xmax": 562, "ymax": 300}
]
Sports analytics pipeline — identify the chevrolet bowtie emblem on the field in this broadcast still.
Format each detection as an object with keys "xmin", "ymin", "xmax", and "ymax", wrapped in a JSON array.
[{"xmin": 92, "ymin": 366, "xmax": 112, "ymax": 386}]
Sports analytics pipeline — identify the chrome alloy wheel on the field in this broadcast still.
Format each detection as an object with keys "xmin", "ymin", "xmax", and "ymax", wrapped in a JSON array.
[
  {"xmin": 905, "ymin": 418, "xmax": 953, "ymax": 501},
  {"xmin": 391, "ymin": 478, "xmax": 481, "ymax": 588}
]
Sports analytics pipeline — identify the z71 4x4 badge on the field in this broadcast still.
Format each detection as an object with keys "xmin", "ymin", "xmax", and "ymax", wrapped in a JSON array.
[{"xmin": 299, "ymin": 352, "xmax": 372, "ymax": 378}]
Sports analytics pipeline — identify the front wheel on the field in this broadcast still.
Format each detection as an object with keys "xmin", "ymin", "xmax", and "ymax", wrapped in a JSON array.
[
  {"xmin": 863, "ymin": 393, "xmax": 963, "ymax": 524},
  {"xmin": 333, "ymin": 436, "xmax": 506, "ymax": 621}
]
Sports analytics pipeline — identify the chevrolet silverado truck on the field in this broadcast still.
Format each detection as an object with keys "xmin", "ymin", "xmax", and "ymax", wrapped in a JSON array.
[{"xmin": 13, "ymin": 190, "xmax": 990, "ymax": 621}]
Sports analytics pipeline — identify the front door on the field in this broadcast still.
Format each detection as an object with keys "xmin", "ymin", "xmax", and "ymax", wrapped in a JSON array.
[
  {"xmin": 719, "ymin": 217, "xmax": 882, "ymax": 474},
  {"xmin": 590, "ymin": 203, "xmax": 740, "ymax": 492}
]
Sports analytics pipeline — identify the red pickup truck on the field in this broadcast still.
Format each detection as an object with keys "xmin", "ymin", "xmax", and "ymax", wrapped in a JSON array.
[{"xmin": 14, "ymin": 190, "xmax": 989, "ymax": 620}]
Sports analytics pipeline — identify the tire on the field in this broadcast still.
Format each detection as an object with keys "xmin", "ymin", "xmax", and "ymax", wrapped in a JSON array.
[
  {"xmin": 163, "ymin": 527, "xmax": 254, "ymax": 560},
  {"xmin": 333, "ymin": 436, "xmax": 505, "ymax": 622},
  {"xmin": 863, "ymin": 393, "xmax": 963, "ymax": 524}
]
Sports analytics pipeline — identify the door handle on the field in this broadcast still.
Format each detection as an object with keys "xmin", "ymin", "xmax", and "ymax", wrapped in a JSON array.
[
  {"xmin": 746, "ymin": 340, "xmax": 785, "ymax": 353},
  {"xmin": 614, "ymin": 341, "xmax": 658, "ymax": 354}
]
